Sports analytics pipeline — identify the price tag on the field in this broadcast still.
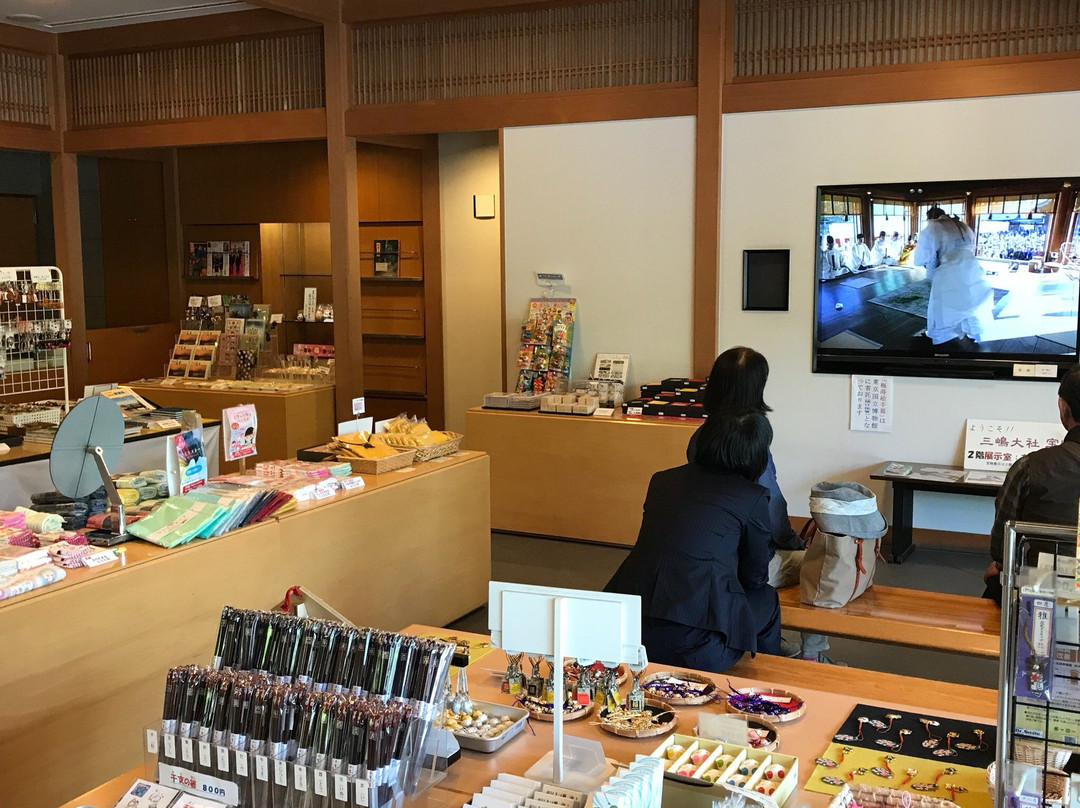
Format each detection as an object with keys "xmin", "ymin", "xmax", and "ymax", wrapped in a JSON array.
[
  {"xmin": 334, "ymin": 774, "xmax": 349, "ymax": 801},
  {"xmin": 163, "ymin": 734, "xmax": 176, "ymax": 759},
  {"xmin": 294, "ymin": 764, "xmax": 308, "ymax": 792},
  {"xmin": 156, "ymin": 764, "xmax": 239, "ymax": 805},
  {"xmin": 145, "ymin": 729, "xmax": 159, "ymax": 754},
  {"xmin": 270, "ymin": 313, "xmax": 284, "ymax": 324},
  {"xmin": 198, "ymin": 740, "xmax": 212, "ymax": 768},
  {"xmin": 355, "ymin": 779, "xmax": 370, "ymax": 807},
  {"xmin": 216, "ymin": 745, "xmax": 230, "ymax": 772},
  {"xmin": 313, "ymin": 484, "xmax": 336, "ymax": 500},
  {"xmin": 255, "ymin": 755, "xmax": 269, "ymax": 781},
  {"xmin": 274, "ymin": 758, "xmax": 288, "ymax": 786},
  {"xmin": 207, "ymin": 294, "xmax": 223, "ymax": 308},
  {"xmin": 29, "ymin": 267, "xmax": 52, "ymax": 283},
  {"xmin": 314, "ymin": 769, "xmax": 328, "ymax": 797},
  {"xmin": 83, "ymin": 549, "xmax": 119, "ymax": 567},
  {"xmin": 181, "ymin": 736, "xmax": 194, "ymax": 763},
  {"xmin": 235, "ymin": 750, "xmax": 248, "ymax": 776},
  {"xmin": 0, "ymin": 268, "xmax": 16, "ymax": 284},
  {"xmin": 352, "ymin": 397, "xmax": 365, "ymax": 415},
  {"xmin": 592, "ymin": 408, "xmax": 615, "ymax": 418},
  {"xmin": 188, "ymin": 295, "xmax": 204, "ymax": 308}
]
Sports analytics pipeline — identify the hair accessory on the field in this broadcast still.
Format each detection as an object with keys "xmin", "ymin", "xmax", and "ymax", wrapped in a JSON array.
[
  {"xmin": 857, "ymin": 717, "xmax": 869, "ymax": 741},
  {"xmin": 900, "ymin": 768, "xmax": 917, "ymax": 786},
  {"xmin": 870, "ymin": 756, "xmax": 895, "ymax": 779},
  {"xmin": 822, "ymin": 776, "xmax": 845, "ymax": 787},
  {"xmin": 920, "ymin": 718, "xmax": 940, "ymax": 748},
  {"xmin": 944, "ymin": 784, "xmax": 968, "ymax": 802},
  {"xmin": 878, "ymin": 714, "xmax": 902, "ymax": 733},
  {"xmin": 848, "ymin": 767, "xmax": 868, "ymax": 781},
  {"xmin": 933, "ymin": 732, "xmax": 959, "ymax": 758}
]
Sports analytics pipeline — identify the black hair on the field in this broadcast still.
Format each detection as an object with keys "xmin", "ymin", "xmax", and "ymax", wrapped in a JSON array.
[
  {"xmin": 1059, "ymin": 365, "xmax": 1080, "ymax": 423},
  {"xmin": 693, "ymin": 410, "xmax": 772, "ymax": 480},
  {"xmin": 857, "ymin": 233, "xmax": 864, "ymax": 240},
  {"xmin": 926, "ymin": 206, "xmax": 946, "ymax": 220},
  {"xmin": 703, "ymin": 346, "xmax": 771, "ymax": 415},
  {"xmin": 878, "ymin": 231, "xmax": 886, "ymax": 238}
]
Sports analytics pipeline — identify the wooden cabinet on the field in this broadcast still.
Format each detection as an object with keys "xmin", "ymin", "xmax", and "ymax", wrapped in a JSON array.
[{"xmin": 356, "ymin": 143, "xmax": 423, "ymax": 223}]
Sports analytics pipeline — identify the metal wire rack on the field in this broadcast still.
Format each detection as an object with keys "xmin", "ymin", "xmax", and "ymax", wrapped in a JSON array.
[{"xmin": 0, "ymin": 266, "xmax": 71, "ymax": 407}]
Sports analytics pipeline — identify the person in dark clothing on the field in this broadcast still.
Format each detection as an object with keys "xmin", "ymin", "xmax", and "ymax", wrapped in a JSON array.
[
  {"xmin": 687, "ymin": 346, "xmax": 839, "ymax": 663},
  {"xmin": 984, "ymin": 365, "xmax": 1080, "ymax": 604},
  {"xmin": 605, "ymin": 410, "xmax": 781, "ymax": 674}
]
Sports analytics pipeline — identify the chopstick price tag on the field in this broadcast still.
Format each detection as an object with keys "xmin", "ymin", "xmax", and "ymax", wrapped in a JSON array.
[
  {"xmin": 314, "ymin": 769, "xmax": 328, "ymax": 796},
  {"xmin": 274, "ymin": 758, "xmax": 288, "ymax": 786},
  {"xmin": 198, "ymin": 741, "xmax": 212, "ymax": 768},
  {"xmin": 255, "ymin": 755, "xmax": 268, "ymax": 781},
  {"xmin": 355, "ymin": 779, "xmax": 370, "ymax": 807},
  {"xmin": 235, "ymin": 751, "xmax": 248, "ymax": 777},
  {"xmin": 216, "ymin": 745, "xmax": 230, "ymax": 772},
  {"xmin": 163, "ymin": 734, "xmax": 176, "ymax": 759},
  {"xmin": 293, "ymin": 764, "xmax": 308, "ymax": 792},
  {"xmin": 145, "ymin": 729, "xmax": 159, "ymax": 754},
  {"xmin": 180, "ymin": 737, "xmax": 194, "ymax": 763},
  {"xmin": 334, "ymin": 775, "xmax": 349, "ymax": 801}
]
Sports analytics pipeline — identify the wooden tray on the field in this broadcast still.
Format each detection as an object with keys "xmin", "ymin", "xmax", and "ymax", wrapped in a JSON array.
[
  {"xmin": 597, "ymin": 699, "xmax": 678, "ymax": 739},
  {"xmin": 641, "ymin": 670, "xmax": 717, "ymax": 705},
  {"xmin": 523, "ymin": 698, "xmax": 594, "ymax": 723},
  {"xmin": 726, "ymin": 687, "xmax": 805, "ymax": 723}
]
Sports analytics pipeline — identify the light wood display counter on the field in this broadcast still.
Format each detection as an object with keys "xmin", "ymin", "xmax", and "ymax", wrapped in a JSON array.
[
  {"xmin": 126, "ymin": 380, "xmax": 336, "ymax": 473},
  {"xmin": 465, "ymin": 408, "xmax": 699, "ymax": 545},
  {"xmin": 64, "ymin": 623, "xmax": 997, "ymax": 808},
  {"xmin": 1, "ymin": 452, "xmax": 490, "ymax": 808}
]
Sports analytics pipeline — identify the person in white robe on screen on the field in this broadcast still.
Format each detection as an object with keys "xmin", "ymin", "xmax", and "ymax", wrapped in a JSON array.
[
  {"xmin": 850, "ymin": 234, "xmax": 872, "ymax": 272},
  {"xmin": 913, "ymin": 207, "xmax": 995, "ymax": 345},
  {"xmin": 869, "ymin": 231, "xmax": 889, "ymax": 266},
  {"xmin": 820, "ymin": 236, "xmax": 843, "ymax": 280}
]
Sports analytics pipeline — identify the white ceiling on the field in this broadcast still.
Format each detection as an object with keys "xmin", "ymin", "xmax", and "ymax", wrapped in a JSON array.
[{"xmin": 0, "ymin": 0, "xmax": 253, "ymax": 32}]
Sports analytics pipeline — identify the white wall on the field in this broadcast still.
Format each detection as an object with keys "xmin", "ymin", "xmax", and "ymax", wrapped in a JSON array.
[
  {"xmin": 721, "ymin": 91, "xmax": 1080, "ymax": 531},
  {"xmin": 439, "ymin": 131, "xmax": 504, "ymax": 434},
  {"xmin": 502, "ymin": 117, "xmax": 696, "ymax": 393}
]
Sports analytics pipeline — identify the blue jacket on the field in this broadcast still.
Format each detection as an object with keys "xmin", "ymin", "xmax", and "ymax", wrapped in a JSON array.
[
  {"xmin": 686, "ymin": 426, "xmax": 803, "ymax": 551},
  {"xmin": 604, "ymin": 464, "xmax": 774, "ymax": 653}
]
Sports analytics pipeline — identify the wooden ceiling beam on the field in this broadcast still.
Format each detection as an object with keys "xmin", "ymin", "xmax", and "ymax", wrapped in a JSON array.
[
  {"xmin": 59, "ymin": 9, "xmax": 317, "ymax": 55},
  {"xmin": 243, "ymin": 0, "xmax": 339, "ymax": 23},
  {"xmin": 344, "ymin": 0, "xmax": 597, "ymax": 24},
  {"xmin": 0, "ymin": 21, "xmax": 57, "ymax": 53}
]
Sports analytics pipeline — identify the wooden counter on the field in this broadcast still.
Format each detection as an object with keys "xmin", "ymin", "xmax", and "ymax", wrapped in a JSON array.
[
  {"xmin": 1, "ymin": 452, "xmax": 491, "ymax": 808},
  {"xmin": 464, "ymin": 408, "xmax": 699, "ymax": 545},
  {"xmin": 127, "ymin": 380, "xmax": 336, "ymax": 474},
  {"xmin": 64, "ymin": 624, "xmax": 997, "ymax": 808}
]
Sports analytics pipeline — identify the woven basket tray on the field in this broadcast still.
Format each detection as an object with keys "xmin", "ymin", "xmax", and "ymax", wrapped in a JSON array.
[
  {"xmin": 396, "ymin": 432, "xmax": 464, "ymax": 463},
  {"xmin": 1014, "ymin": 738, "xmax": 1072, "ymax": 769},
  {"xmin": 337, "ymin": 447, "xmax": 416, "ymax": 474}
]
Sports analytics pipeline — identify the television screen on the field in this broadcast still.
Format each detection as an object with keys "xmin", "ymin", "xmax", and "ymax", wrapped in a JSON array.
[{"xmin": 813, "ymin": 177, "xmax": 1080, "ymax": 379}]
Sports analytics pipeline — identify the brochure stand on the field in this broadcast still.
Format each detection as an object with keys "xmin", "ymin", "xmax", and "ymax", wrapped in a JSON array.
[{"xmin": 488, "ymin": 581, "xmax": 645, "ymax": 789}]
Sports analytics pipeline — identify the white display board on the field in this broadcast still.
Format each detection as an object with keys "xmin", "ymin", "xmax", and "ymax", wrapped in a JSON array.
[
  {"xmin": 964, "ymin": 418, "xmax": 1066, "ymax": 471},
  {"xmin": 850, "ymin": 375, "xmax": 893, "ymax": 433}
]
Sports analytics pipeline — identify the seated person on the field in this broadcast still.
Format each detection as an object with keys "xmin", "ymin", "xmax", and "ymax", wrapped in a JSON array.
[
  {"xmin": 984, "ymin": 364, "xmax": 1080, "ymax": 603},
  {"xmin": 605, "ymin": 410, "xmax": 780, "ymax": 673}
]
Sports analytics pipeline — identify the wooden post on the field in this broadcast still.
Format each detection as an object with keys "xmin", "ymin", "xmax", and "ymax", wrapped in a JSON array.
[
  {"xmin": 50, "ymin": 51, "xmax": 89, "ymax": 396},
  {"xmin": 324, "ymin": 14, "xmax": 364, "ymax": 421},
  {"xmin": 692, "ymin": 0, "xmax": 725, "ymax": 377}
]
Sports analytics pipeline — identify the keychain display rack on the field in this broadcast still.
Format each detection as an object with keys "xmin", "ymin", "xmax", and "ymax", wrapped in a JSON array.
[
  {"xmin": 996, "ymin": 521, "xmax": 1079, "ymax": 808},
  {"xmin": 0, "ymin": 266, "xmax": 70, "ymax": 406}
]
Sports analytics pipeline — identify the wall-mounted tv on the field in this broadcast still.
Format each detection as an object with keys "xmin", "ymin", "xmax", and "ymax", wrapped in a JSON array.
[{"xmin": 813, "ymin": 177, "xmax": 1080, "ymax": 380}]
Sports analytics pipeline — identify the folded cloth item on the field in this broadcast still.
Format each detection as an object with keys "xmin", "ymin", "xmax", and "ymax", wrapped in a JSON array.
[
  {"xmin": 32, "ymin": 501, "xmax": 89, "ymax": 518},
  {"xmin": 34, "ymin": 530, "xmax": 81, "ymax": 545},
  {"xmin": 155, "ymin": 483, "xmax": 170, "ymax": 498},
  {"xmin": 140, "ymin": 469, "xmax": 168, "ymax": 484},
  {"xmin": 117, "ymin": 489, "xmax": 140, "ymax": 507},
  {"xmin": 60, "ymin": 518, "xmax": 87, "ymax": 531},
  {"xmin": 114, "ymin": 475, "xmax": 149, "ymax": 489},
  {"xmin": 16, "ymin": 507, "xmax": 63, "ymax": 534},
  {"xmin": 87, "ymin": 497, "xmax": 108, "ymax": 515},
  {"xmin": 4, "ymin": 529, "xmax": 39, "ymax": 548},
  {"xmin": 0, "ymin": 564, "xmax": 66, "ymax": 600},
  {"xmin": 30, "ymin": 491, "xmax": 74, "ymax": 506},
  {"xmin": 0, "ymin": 510, "xmax": 26, "ymax": 529},
  {"xmin": 136, "ymin": 486, "xmax": 159, "ymax": 503},
  {"xmin": 47, "ymin": 541, "xmax": 93, "ymax": 568}
]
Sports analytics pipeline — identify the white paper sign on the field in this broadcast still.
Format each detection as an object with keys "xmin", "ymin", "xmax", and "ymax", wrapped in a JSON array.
[
  {"xmin": 146, "ymin": 728, "xmax": 160, "ymax": 754},
  {"xmin": 164, "ymin": 733, "xmax": 177, "ymax": 759},
  {"xmin": 963, "ymin": 419, "xmax": 1067, "ymax": 471},
  {"xmin": 29, "ymin": 267, "xmax": 52, "ymax": 283},
  {"xmin": 0, "ymin": 268, "xmax": 17, "ymax": 283},
  {"xmin": 188, "ymin": 296, "xmax": 204, "ymax": 308},
  {"xmin": 334, "ymin": 774, "xmax": 349, "ymax": 801},
  {"xmin": 83, "ymin": 549, "xmax": 119, "ymax": 567},
  {"xmin": 850, "ymin": 375, "xmax": 893, "ymax": 433},
  {"xmin": 207, "ymin": 295, "xmax": 223, "ymax": 308},
  {"xmin": 355, "ymin": 779, "xmax": 370, "ymax": 807},
  {"xmin": 352, "ymin": 397, "xmax": 365, "ymax": 415},
  {"xmin": 235, "ymin": 751, "xmax": 249, "ymax": 777}
]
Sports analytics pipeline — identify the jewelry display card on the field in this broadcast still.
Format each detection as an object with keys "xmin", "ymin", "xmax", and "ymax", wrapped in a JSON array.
[{"xmin": 806, "ymin": 703, "xmax": 994, "ymax": 808}]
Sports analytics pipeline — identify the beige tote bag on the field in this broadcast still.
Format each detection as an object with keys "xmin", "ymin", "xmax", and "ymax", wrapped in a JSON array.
[{"xmin": 798, "ymin": 519, "xmax": 880, "ymax": 608}]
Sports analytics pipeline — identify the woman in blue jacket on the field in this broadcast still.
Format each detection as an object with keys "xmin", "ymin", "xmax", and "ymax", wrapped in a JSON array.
[{"xmin": 604, "ymin": 410, "xmax": 781, "ymax": 673}]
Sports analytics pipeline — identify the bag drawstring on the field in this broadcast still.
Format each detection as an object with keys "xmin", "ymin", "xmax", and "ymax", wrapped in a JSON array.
[
  {"xmin": 851, "ymin": 539, "xmax": 865, "ymax": 602},
  {"xmin": 799, "ymin": 518, "xmax": 818, "ymax": 548}
]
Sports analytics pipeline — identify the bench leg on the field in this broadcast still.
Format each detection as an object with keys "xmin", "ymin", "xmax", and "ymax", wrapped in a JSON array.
[{"xmin": 889, "ymin": 484, "xmax": 915, "ymax": 563}]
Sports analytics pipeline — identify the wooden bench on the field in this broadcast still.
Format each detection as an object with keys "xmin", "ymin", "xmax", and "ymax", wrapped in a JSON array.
[{"xmin": 778, "ymin": 584, "xmax": 1001, "ymax": 658}]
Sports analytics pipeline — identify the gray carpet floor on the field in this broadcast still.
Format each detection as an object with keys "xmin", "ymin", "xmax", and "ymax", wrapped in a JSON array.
[{"xmin": 447, "ymin": 533, "xmax": 998, "ymax": 689}]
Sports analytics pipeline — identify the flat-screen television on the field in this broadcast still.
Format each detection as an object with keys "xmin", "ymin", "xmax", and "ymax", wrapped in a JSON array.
[{"xmin": 813, "ymin": 177, "xmax": 1080, "ymax": 380}]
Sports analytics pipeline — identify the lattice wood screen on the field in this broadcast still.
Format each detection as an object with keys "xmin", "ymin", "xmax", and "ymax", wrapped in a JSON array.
[
  {"xmin": 68, "ymin": 30, "xmax": 324, "ymax": 127},
  {"xmin": 733, "ymin": 0, "xmax": 1080, "ymax": 78},
  {"xmin": 0, "ymin": 49, "xmax": 51, "ymax": 127},
  {"xmin": 352, "ymin": 0, "xmax": 696, "ymax": 105}
]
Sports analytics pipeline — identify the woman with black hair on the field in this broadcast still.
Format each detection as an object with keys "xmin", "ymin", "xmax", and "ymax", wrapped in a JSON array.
[
  {"xmin": 687, "ymin": 346, "xmax": 840, "ymax": 664},
  {"xmin": 604, "ymin": 410, "xmax": 781, "ymax": 673}
]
